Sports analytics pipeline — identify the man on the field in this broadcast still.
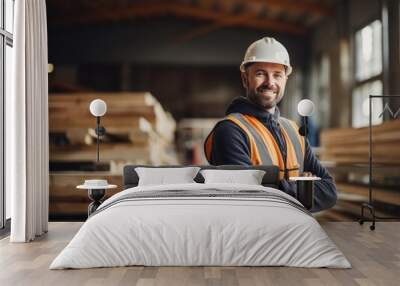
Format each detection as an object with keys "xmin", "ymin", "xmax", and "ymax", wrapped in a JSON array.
[{"xmin": 204, "ymin": 37, "xmax": 337, "ymax": 212}]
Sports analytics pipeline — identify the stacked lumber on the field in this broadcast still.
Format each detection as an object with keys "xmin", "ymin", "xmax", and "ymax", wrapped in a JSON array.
[
  {"xmin": 49, "ymin": 92, "xmax": 178, "ymax": 220},
  {"xmin": 320, "ymin": 119, "xmax": 400, "ymax": 220},
  {"xmin": 49, "ymin": 92, "xmax": 178, "ymax": 167},
  {"xmin": 320, "ymin": 119, "xmax": 400, "ymax": 164}
]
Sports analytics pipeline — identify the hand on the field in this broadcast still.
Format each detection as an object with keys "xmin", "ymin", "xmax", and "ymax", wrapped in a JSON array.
[{"xmin": 302, "ymin": 172, "xmax": 314, "ymax": 177}]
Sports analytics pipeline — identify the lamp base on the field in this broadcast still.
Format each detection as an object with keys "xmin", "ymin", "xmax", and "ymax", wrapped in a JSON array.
[{"xmin": 87, "ymin": 189, "xmax": 106, "ymax": 216}]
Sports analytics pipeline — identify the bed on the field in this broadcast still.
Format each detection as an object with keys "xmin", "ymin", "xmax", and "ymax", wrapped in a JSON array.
[{"xmin": 50, "ymin": 165, "xmax": 351, "ymax": 269}]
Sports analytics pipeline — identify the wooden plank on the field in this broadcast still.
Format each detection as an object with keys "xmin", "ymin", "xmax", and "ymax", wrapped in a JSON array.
[
  {"xmin": 50, "ymin": 114, "xmax": 155, "ymax": 132},
  {"xmin": 50, "ymin": 92, "xmax": 156, "ymax": 106},
  {"xmin": 319, "ymin": 154, "xmax": 400, "ymax": 165},
  {"xmin": 326, "ymin": 164, "xmax": 400, "ymax": 177},
  {"xmin": 320, "ymin": 121, "xmax": 400, "ymax": 220},
  {"xmin": 54, "ymin": 118, "xmax": 154, "ymax": 146},
  {"xmin": 50, "ymin": 144, "xmax": 157, "ymax": 163},
  {"xmin": 321, "ymin": 128, "xmax": 400, "ymax": 146},
  {"xmin": 321, "ymin": 119, "xmax": 400, "ymax": 143},
  {"xmin": 336, "ymin": 183, "xmax": 400, "ymax": 206},
  {"xmin": 49, "ymin": 93, "xmax": 176, "ymax": 142},
  {"xmin": 50, "ymin": 143, "xmax": 178, "ymax": 165},
  {"xmin": 320, "ymin": 121, "xmax": 400, "ymax": 164}
]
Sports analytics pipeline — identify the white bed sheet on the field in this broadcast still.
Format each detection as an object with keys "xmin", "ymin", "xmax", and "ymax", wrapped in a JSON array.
[{"xmin": 50, "ymin": 183, "xmax": 351, "ymax": 269}]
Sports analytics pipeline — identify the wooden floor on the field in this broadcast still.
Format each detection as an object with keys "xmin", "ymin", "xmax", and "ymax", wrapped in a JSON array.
[{"xmin": 0, "ymin": 222, "xmax": 399, "ymax": 286}]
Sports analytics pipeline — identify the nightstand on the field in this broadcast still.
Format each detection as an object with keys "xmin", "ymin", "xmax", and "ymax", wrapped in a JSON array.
[
  {"xmin": 77, "ymin": 180, "xmax": 117, "ymax": 216},
  {"xmin": 289, "ymin": 176, "xmax": 321, "ymax": 210}
]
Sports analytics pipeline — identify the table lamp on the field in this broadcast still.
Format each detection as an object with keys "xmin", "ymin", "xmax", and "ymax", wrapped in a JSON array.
[{"xmin": 291, "ymin": 99, "xmax": 318, "ymax": 210}]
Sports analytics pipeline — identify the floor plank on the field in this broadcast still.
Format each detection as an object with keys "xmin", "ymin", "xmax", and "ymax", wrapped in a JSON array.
[{"xmin": 0, "ymin": 222, "xmax": 399, "ymax": 286}]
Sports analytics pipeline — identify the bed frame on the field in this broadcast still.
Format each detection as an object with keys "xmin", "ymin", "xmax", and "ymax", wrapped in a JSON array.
[{"xmin": 123, "ymin": 165, "xmax": 280, "ymax": 189}]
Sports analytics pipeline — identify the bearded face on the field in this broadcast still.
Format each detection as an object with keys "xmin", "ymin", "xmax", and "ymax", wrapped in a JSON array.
[{"xmin": 241, "ymin": 62, "xmax": 288, "ymax": 110}]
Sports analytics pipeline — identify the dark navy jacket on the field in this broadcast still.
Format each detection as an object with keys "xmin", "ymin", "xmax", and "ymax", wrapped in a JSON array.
[{"xmin": 207, "ymin": 96, "xmax": 337, "ymax": 212}]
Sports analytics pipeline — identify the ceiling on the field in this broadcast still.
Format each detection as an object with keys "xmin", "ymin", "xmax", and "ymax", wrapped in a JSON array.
[{"xmin": 47, "ymin": 0, "xmax": 338, "ymax": 40}]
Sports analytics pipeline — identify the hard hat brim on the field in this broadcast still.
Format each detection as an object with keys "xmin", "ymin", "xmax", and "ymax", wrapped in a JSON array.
[{"xmin": 240, "ymin": 60, "xmax": 292, "ymax": 76}]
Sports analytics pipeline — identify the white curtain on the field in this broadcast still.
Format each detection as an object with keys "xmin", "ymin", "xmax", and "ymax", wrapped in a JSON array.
[{"xmin": 7, "ymin": 0, "xmax": 49, "ymax": 242}]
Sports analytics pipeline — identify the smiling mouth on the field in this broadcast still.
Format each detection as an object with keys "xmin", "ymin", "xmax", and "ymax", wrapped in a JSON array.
[{"xmin": 259, "ymin": 90, "xmax": 276, "ymax": 96}]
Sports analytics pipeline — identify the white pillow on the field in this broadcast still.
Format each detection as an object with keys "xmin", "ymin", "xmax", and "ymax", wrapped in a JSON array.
[
  {"xmin": 200, "ymin": 169, "xmax": 266, "ymax": 185},
  {"xmin": 135, "ymin": 167, "xmax": 201, "ymax": 186}
]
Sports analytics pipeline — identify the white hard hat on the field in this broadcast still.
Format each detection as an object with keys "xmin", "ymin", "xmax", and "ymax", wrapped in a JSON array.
[{"xmin": 240, "ymin": 37, "xmax": 292, "ymax": 75}]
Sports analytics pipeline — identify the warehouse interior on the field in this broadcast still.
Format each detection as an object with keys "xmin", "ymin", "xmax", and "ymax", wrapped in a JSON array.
[{"xmin": 42, "ymin": 0, "xmax": 400, "ymax": 222}]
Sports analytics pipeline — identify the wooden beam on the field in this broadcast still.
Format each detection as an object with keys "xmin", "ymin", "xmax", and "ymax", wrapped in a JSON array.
[
  {"xmin": 49, "ymin": 1, "xmax": 306, "ymax": 34},
  {"xmin": 48, "ymin": 2, "xmax": 171, "ymax": 25},
  {"xmin": 172, "ymin": 3, "xmax": 306, "ymax": 39},
  {"xmin": 174, "ymin": 15, "xmax": 306, "ymax": 44},
  {"xmin": 198, "ymin": 0, "xmax": 216, "ymax": 9},
  {"xmin": 174, "ymin": 22, "xmax": 230, "ymax": 43},
  {"xmin": 246, "ymin": 0, "xmax": 334, "ymax": 18}
]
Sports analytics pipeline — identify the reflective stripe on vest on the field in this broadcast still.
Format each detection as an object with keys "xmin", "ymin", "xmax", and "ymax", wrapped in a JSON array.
[
  {"xmin": 204, "ymin": 113, "xmax": 305, "ymax": 180},
  {"xmin": 226, "ymin": 113, "xmax": 272, "ymax": 165}
]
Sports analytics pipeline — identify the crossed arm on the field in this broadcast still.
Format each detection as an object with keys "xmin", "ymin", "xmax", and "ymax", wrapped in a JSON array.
[{"xmin": 208, "ymin": 120, "xmax": 337, "ymax": 212}]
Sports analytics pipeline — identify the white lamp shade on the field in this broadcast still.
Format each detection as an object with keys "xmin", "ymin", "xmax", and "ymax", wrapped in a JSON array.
[
  {"xmin": 297, "ymin": 99, "xmax": 315, "ymax": 117},
  {"xmin": 89, "ymin": 99, "xmax": 107, "ymax": 117}
]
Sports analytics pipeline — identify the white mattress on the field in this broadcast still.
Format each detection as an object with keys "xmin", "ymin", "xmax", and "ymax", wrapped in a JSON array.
[{"xmin": 50, "ymin": 183, "xmax": 351, "ymax": 269}]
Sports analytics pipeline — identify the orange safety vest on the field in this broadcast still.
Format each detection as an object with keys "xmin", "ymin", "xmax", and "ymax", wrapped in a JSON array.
[{"xmin": 204, "ymin": 113, "xmax": 305, "ymax": 180}]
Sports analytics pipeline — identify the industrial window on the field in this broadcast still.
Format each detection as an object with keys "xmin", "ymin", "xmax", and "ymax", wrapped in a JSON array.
[
  {"xmin": 355, "ymin": 20, "xmax": 382, "ymax": 81},
  {"xmin": 1, "ymin": 0, "xmax": 14, "ymax": 230},
  {"xmin": 312, "ymin": 54, "xmax": 330, "ymax": 129},
  {"xmin": 352, "ymin": 80, "xmax": 383, "ymax": 128},
  {"xmin": 352, "ymin": 20, "xmax": 383, "ymax": 128}
]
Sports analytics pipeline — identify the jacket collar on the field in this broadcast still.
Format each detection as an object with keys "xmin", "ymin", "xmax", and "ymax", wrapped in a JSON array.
[{"xmin": 225, "ymin": 96, "xmax": 280, "ymax": 124}]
